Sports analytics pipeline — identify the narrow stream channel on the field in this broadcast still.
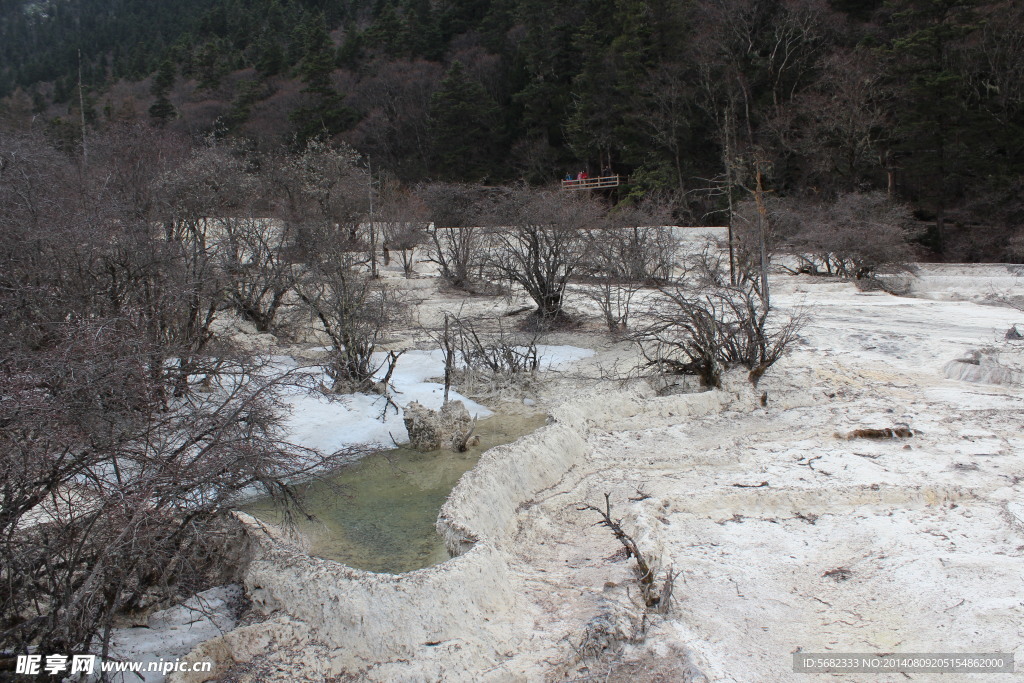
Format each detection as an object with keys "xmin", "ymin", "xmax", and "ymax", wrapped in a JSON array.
[{"xmin": 242, "ymin": 412, "xmax": 546, "ymax": 574}]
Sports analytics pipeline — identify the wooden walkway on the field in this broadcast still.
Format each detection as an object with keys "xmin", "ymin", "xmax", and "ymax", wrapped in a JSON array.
[{"xmin": 561, "ymin": 175, "xmax": 620, "ymax": 190}]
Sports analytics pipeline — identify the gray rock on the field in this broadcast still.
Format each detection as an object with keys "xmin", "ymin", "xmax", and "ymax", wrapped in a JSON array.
[{"xmin": 403, "ymin": 400, "xmax": 477, "ymax": 451}]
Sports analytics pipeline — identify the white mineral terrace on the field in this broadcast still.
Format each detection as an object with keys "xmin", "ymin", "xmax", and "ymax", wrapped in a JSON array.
[{"xmin": 166, "ymin": 266, "xmax": 1022, "ymax": 682}]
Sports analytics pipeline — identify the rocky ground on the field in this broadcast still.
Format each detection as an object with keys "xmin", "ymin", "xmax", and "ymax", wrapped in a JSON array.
[{"xmin": 484, "ymin": 272, "xmax": 1024, "ymax": 682}]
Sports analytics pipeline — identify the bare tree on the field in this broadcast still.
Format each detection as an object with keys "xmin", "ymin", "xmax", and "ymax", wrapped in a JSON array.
[
  {"xmin": 720, "ymin": 197, "xmax": 782, "ymax": 299},
  {"xmin": 268, "ymin": 140, "xmax": 402, "ymax": 392},
  {"xmin": 345, "ymin": 59, "xmax": 443, "ymax": 179},
  {"xmin": 789, "ymin": 49, "xmax": 896, "ymax": 193},
  {"xmin": 582, "ymin": 204, "xmax": 677, "ymax": 332},
  {"xmin": 295, "ymin": 250, "xmax": 400, "ymax": 393},
  {"xmin": 269, "ymin": 140, "xmax": 369, "ymax": 264},
  {"xmin": 637, "ymin": 62, "xmax": 698, "ymax": 198},
  {"xmin": 690, "ymin": 0, "xmax": 834, "ymax": 294},
  {"xmin": 634, "ymin": 244, "xmax": 803, "ymax": 388},
  {"xmin": 487, "ymin": 187, "xmax": 606, "ymax": 321},
  {"xmin": 776, "ymin": 192, "xmax": 915, "ymax": 279},
  {"xmin": 218, "ymin": 216, "xmax": 298, "ymax": 332},
  {"xmin": 419, "ymin": 182, "xmax": 491, "ymax": 291},
  {"xmin": 377, "ymin": 177, "xmax": 429, "ymax": 277}
]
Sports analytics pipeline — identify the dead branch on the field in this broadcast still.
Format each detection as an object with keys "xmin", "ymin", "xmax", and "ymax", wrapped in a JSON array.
[
  {"xmin": 578, "ymin": 493, "xmax": 659, "ymax": 608},
  {"xmin": 453, "ymin": 416, "xmax": 479, "ymax": 452}
]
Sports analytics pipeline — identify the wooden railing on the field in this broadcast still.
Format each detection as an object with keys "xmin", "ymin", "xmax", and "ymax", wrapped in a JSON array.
[{"xmin": 561, "ymin": 175, "xmax": 621, "ymax": 190}]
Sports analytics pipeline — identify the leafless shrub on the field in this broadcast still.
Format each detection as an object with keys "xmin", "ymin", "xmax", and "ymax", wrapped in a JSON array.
[
  {"xmin": 419, "ymin": 182, "xmax": 492, "ymax": 290},
  {"xmin": 775, "ymin": 192, "xmax": 916, "ymax": 279},
  {"xmin": 150, "ymin": 144, "xmax": 302, "ymax": 394},
  {"xmin": 854, "ymin": 268, "xmax": 916, "ymax": 296},
  {"xmin": 604, "ymin": 204, "xmax": 678, "ymax": 284},
  {"xmin": 486, "ymin": 186, "xmax": 607, "ymax": 322},
  {"xmin": 634, "ymin": 246, "xmax": 803, "ymax": 388},
  {"xmin": 448, "ymin": 314, "xmax": 541, "ymax": 375},
  {"xmin": 422, "ymin": 309, "xmax": 543, "ymax": 400},
  {"xmin": 2, "ymin": 130, "xmax": 240, "ymax": 399},
  {"xmin": 583, "ymin": 274, "xmax": 647, "ymax": 334},
  {"xmin": 993, "ymin": 272, "xmax": 1024, "ymax": 316}
]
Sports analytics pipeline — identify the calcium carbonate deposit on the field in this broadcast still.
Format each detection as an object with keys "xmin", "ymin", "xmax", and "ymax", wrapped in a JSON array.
[{"xmin": 167, "ymin": 267, "xmax": 1022, "ymax": 682}]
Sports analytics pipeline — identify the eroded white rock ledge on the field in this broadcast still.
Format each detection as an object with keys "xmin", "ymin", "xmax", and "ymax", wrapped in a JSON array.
[{"xmin": 170, "ymin": 384, "xmax": 745, "ymax": 681}]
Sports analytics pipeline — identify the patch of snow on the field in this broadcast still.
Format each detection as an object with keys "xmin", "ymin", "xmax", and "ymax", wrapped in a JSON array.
[
  {"xmin": 276, "ymin": 347, "xmax": 593, "ymax": 452},
  {"xmin": 535, "ymin": 344, "xmax": 595, "ymax": 370},
  {"xmin": 104, "ymin": 585, "xmax": 242, "ymax": 682},
  {"xmin": 275, "ymin": 350, "xmax": 489, "ymax": 453}
]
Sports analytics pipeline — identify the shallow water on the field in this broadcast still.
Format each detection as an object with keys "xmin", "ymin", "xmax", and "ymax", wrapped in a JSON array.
[{"xmin": 243, "ymin": 412, "xmax": 546, "ymax": 574}]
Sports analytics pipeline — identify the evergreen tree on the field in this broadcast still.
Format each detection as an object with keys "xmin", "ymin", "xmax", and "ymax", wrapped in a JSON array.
[
  {"xmin": 509, "ymin": 1, "xmax": 579, "ymax": 152},
  {"xmin": 148, "ymin": 59, "xmax": 177, "ymax": 125},
  {"xmin": 368, "ymin": 4, "xmax": 406, "ymax": 57},
  {"xmin": 338, "ymin": 31, "xmax": 364, "ymax": 68},
  {"xmin": 428, "ymin": 61, "xmax": 502, "ymax": 180},
  {"xmin": 404, "ymin": 0, "xmax": 442, "ymax": 60},
  {"xmin": 289, "ymin": 13, "xmax": 356, "ymax": 144},
  {"xmin": 194, "ymin": 40, "xmax": 228, "ymax": 91},
  {"xmin": 254, "ymin": 31, "xmax": 286, "ymax": 76},
  {"xmin": 884, "ymin": 0, "xmax": 982, "ymax": 251},
  {"xmin": 565, "ymin": 0, "xmax": 662, "ymax": 171},
  {"xmin": 221, "ymin": 77, "xmax": 263, "ymax": 131},
  {"xmin": 565, "ymin": 18, "xmax": 621, "ymax": 170}
]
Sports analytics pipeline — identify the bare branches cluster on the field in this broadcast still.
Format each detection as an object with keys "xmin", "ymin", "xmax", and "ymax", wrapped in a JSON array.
[
  {"xmin": 633, "ymin": 242, "xmax": 803, "ymax": 388},
  {"xmin": 579, "ymin": 493, "xmax": 678, "ymax": 613},
  {"xmin": 446, "ymin": 314, "xmax": 541, "ymax": 375},
  {"xmin": 774, "ymin": 191, "xmax": 916, "ymax": 279},
  {"xmin": 0, "ymin": 128, "xmax": 382, "ymax": 661},
  {"xmin": 485, "ymin": 186, "xmax": 607, "ymax": 322}
]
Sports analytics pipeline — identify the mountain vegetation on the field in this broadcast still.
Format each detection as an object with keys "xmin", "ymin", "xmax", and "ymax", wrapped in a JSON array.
[{"xmin": 1, "ymin": 0, "xmax": 1023, "ymax": 257}]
